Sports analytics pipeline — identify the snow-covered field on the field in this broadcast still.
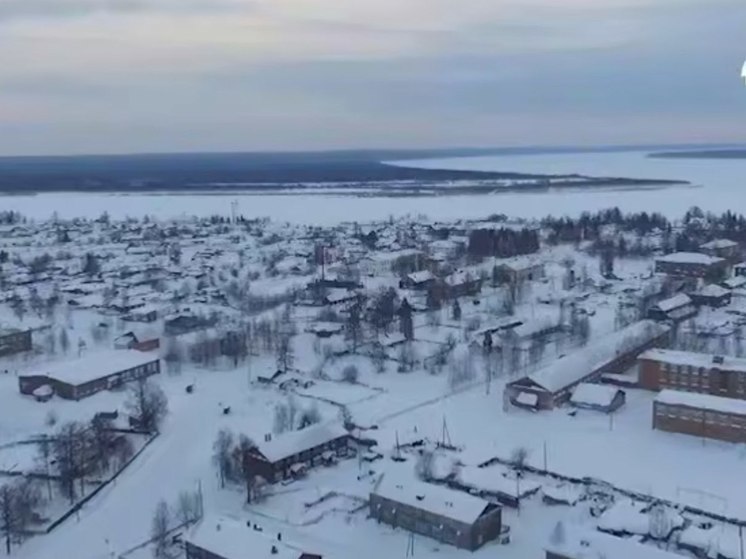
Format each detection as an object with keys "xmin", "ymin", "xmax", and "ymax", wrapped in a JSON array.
[{"xmin": 2, "ymin": 150, "xmax": 745, "ymax": 223}]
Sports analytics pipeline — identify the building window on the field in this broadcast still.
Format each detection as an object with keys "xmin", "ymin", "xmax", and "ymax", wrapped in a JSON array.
[{"xmin": 719, "ymin": 373, "xmax": 729, "ymax": 390}]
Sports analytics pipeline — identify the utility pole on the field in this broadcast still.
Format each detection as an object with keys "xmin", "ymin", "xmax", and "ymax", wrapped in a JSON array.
[
  {"xmin": 406, "ymin": 532, "xmax": 415, "ymax": 557},
  {"xmin": 740, "ymin": 525, "xmax": 744, "ymax": 559},
  {"xmin": 441, "ymin": 416, "xmax": 452, "ymax": 448},
  {"xmin": 543, "ymin": 441, "xmax": 548, "ymax": 471}
]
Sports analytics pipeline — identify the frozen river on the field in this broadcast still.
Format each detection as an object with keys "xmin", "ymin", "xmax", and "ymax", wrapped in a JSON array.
[{"xmin": 1, "ymin": 150, "xmax": 743, "ymax": 223}]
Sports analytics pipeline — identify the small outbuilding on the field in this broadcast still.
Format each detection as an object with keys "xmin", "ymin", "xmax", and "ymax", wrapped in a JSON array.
[
  {"xmin": 691, "ymin": 284, "xmax": 732, "ymax": 308},
  {"xmin": 569, "ymin": 383, "xmax": 625, "ymax": 413},
  {"xmin": 647, "ymin": 293, "xmax": 697, "ymax": 322}
]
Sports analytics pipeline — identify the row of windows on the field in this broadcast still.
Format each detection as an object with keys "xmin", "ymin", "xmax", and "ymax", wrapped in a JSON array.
[
  {"xmin": 660, "ymin": 366, "xmax": 737, "ymax": 390},
  {"xmin": 656, "ymin": 404, "xmax": 746, "ymax": 427},
  {"xmin": 661, "ymin": 379, "xmax": 746, "ymax": 396},
  {"xmin": 375, "ymin": 497, "xmax": 467, "ymax": 532},
  {"xmin": 273, "ymin": 439, "xmax": 346, "ymax": 468}
]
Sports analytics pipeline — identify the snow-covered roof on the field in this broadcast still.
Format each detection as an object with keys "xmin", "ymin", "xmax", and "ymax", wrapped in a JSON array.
[
  {"xmin": 656, "ymin": 252, "xmax": 725, "ymax": 266},
  {"xmin": 547, "ymin": 525, "xmax": 682, "ymax": 559},
  {"xmin": 697, "ymin": 284, "xmax": 731, "ymax": 298},
  {"xmin": 255, "ymin": 422, "xmax": 349, "ymax": 463},
  {"xmin": 654, "ymin": 293, "xmax": 692, "ymax": 312},
  {"xmin": 325, "ymin": 289, "xmax": 357, "ymax": 304},
  {"xmin": 499, "ymin": 255, "xmax": 544, "ymax": 272},
  {"xmin": 457, "ymin": 466, "xmax": 541, "ymax": 499},
  {"xmin": 523, "ymin": 320, "xmax": 669, "ymax": 394},
  {"xmin": 655, "ymin": 389, "xmax": 746, "ymax": 416},
  {"xmin": 515, "ymin": 392, "xmax": 538, "ymax": 406},
  {"xmin": 570, "ymin": 383, "xmax": 621, "ymax": 408},
  {"xmin": 640, "ymin": 348, "xmax": 746, "ymax": 373},
  {"xmin": 307, "ymin": 322, "xmax": 343, "ymax": 334},
  {"xmin": 368, "ymin": 249, "xmax": 421, "ymax": 262},
  {"xmin": 701, "ymin": 239, "xmax": 738, "ymax": 250},
  {"xmin": 511, "ymin": 315, "xmax": 559, "ymax": 339},
  {"xmin": 187, "ymin": 516, "xmax": 299, "ymax": 559},
  {"xmin": 542, "ymin": 483, "xmax": 581, "ymax": 505},
  {"xmin": 372, "ymin": 474, "xmax": 494, "ymax": 525},
  {"xmin": 27, "ymin": 350, "xmax": 159, "ymax": 386},
  {"xmin": 724, "ymin": 276, "xmax": 746, "ymax": 289},
  {"xmin": 597, "ymin": 499, "xmax": 648, "ymax": 535},
  {"xmin": 406, "ymin": 270, "xmax": 434, "ymax": 284},
  {"xmin": 444, "ymin": 270, "xmax": 475, "ymax": 286}
]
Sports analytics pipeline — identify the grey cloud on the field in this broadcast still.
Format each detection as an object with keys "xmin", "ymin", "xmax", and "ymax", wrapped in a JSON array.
[{"xmin": 0, "ymin": 0, "xmax": 251, "ymax": 21}]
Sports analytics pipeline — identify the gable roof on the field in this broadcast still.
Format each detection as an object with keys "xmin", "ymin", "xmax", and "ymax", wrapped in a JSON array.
[
  {"xmin": 570, "ymin": 383, "xmax": 622, "ymax": 408},
  {"xmin": 654, "ymin": 293, "xmax": 692, "ymax": 312},
  {"xmin": 254, "ymin": 422, "xmax": 349, "ymax": 463},
  {"xmin": 188, "ymin": 516, "xmax": 299, "ymax": 559},
  {"xmin": 521, "ymin": 320, "xmax": 669, "ymax": 394},
  {"xmin": 372, "ymin": 474, "xmax": 493, "ymax": 525}
]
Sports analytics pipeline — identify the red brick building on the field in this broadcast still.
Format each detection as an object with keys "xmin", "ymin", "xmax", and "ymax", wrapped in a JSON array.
[
  {"xmin": 639, "ymin": 349, "xmax": 746, "ymax": 399},
  {"xmin": 700, "ymin": 238, "xmax": 740, "ymax": 263},
  {"xmin": 655, "ymin": 252, "xmax": 727, "ymax": 279},
  {"xmin": 19, "ymin": 350, "xmax": 161, "ymax": 401},
  {"xmin": 505, "ymin": 320, "xmax": 669, "ymax": 410},
  {"xmin": 243, "ymin": 423, "xmax": 352, "ymax": 483},
  {"xmin": 653, "ymin": 389, "xmax": 746, "ymax": 443},
  {"xmin": 0, "ymin": 328, "xmax": 32, "ymax": 357}
]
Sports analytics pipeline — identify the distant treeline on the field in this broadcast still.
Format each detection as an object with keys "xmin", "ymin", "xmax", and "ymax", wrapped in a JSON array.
[
  {"xmin": 0, "ymin": 151, "xmax": 541, "ymax": 193},
  {"xmin": 0, "ymin": 146, "xmax": 703, "ymax": 193},
  {"xmin": 649, "ymin": 150, "xmax": 746, "ymax": 159}
]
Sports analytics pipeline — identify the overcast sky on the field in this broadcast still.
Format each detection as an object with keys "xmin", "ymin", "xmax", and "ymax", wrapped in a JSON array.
[{"xmin": 0, "ymin": 0, "xmax": 744, "ymax": 155}]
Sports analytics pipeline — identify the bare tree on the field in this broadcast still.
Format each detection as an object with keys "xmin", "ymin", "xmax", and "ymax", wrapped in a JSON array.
[
  {"xmin": 345, "ymin": 296, "xmax": 364, "ymax": 351},
  {"xmin": 233, "ymin": 435, "xmax": 258, "ymax": 503},
  {"xmin": 275, "ymin": 333, "xmax": 294, "ymax": 373},
  {"xmin": 414, "ymin": 449, "xmax": 435, "ymax": 481},
  {"xmin": 0, "ymin": 480, "xmax": 40, "ymax": 554},
  {"xmin": 53, "ymin": 421, "xmax": 88, "ymax": 503},
  {"xmin": 126, "ymin": 380, "xmax": 169, "ymax": 434},
  {"xmin": 297, "ymin": 404, "xmax": 321, "ymax": 429},
  {"xmin": 9, "ymin": 296, "xmax": 25, "ymax": 323},
  {"xmin": 371, "ymin": 342, "xmax": 387, "ymax": 374},
  {"xmin": 175, "ymin": 490, "xmax": 201, "ymax": 526},
  {"xmin": 341, "ymin": 364, "xmax": 359, "ymax": 384},
  {"xmin": 162, "ymin": 336, "xmax": 184, "ymax": 375},
  {"xmin": 37, "ymin": 434, "xmax": 54, "ymax": 499},
  {"xmin": 151, "ymin": 500, "xmax": 171, "ymax": 558},
  {"xmin": 272, "ymin": 398, "xmax": 299, "ymax": 434},
  {"xmin": 212, "ymin": 429, "xmax": 234, "ymax": 488},
  {"xmin": 448, "ymin": 349, "xmax": 476, "ymax": 389},
  {"xmin": 510, "ymin": 446, "xmax": 530, "ymax": 471},
  {"xmin": 113, "ymin": 436, "xmax": 135, "ymax": 468},
  {"xmin": 59, "ymin": 327, "xmax": 70, "ymax": 354},
  {"xmin": 90, "ymin": 417, "xmax": 117, "ymax": 474},
  {"xmin": 251, "ymin": 475, "xmax": 269, "ymax": 503}
]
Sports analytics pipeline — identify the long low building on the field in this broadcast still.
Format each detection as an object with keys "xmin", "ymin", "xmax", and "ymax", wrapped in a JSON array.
[
  {"xmin": 0, "ymin": 327, "xmax": 32, "ymax": 357},
  {"xmin": 244, "ymin": 423, "xmax": 352, "ymax": 483},
  {"xmin": 654, "ymin": 252, "xmax": 728, "ymax": 279},
  {"xmin": 186, "ymin": 515, "xmax": 323, "ymax": 559},
  {"xmin": 653, "ymin": 389, "xmax": 746, "ymax": 443},
  {"xmin": 547, "ymin": 525, "xmax": 684, "ymax": 559},
  {"xmin": 18, "ymin": 350, "xmax": 161, "ymax": 401},
  {"xmin": 639, "ymin": 348, "xmax": 746, "ymax": 400},
  {"xmin": 370, "ymin": 475, "xmax": 502, "ymax": 551},
  {"xmin": 505, "ymin": 320, "xmax": 670, "ymax": 410}
]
